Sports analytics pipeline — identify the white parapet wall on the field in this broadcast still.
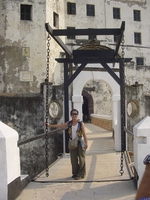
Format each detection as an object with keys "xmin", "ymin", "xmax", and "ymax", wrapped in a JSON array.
[
  {"xmin": 0, "ymin": 121, "xmax": 20, "ymax": 200},
  {"xmin": 90, "ymin": 114, "xmax": 112, "ymax": 131},
  {"xmin": 133, "ymin": 116, "xmax": 150, "ymax": 188}
]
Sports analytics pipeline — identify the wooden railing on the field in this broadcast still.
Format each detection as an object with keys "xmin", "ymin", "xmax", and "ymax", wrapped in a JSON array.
[
  {"xmin": 124, "ymin": 126, "xmax": 134, "ymax": 178},
  {"xmin": 18, "ymin": 127, "xmax": 67, "ymax": 146}
]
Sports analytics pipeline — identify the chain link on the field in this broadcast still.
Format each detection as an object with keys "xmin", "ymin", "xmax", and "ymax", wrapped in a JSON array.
[
  {"xmin": 120, "ymin": 33, "xmax": 125, "ymax": 176},
  {"xmin": 45, "ymin": 34, "xmax": 51, "ymax": 177}
]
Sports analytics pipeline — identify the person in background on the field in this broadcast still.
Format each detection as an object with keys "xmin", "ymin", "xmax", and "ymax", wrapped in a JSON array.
[
  {"xmin": 135, "ymin": 154, "xmax": 150, "ymax": 199},
  {"xmin": 46, "ymin": 109, "xmax": 88, "ymax": 180}
]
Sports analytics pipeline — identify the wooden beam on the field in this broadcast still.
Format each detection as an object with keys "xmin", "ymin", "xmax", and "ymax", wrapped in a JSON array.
[
  {"xmin": 68, "ymin": 67, "xmax": 120, "ymax": 72},
  {"xmin": 17, "ymin": 128, "xmax": 67, "ymax": 146},
  {"xmin": 45, "ymin": 23, "xmax": 72, "ymax": 57},
  {"xmin": 55, "ymin": 57, "xmax": 132, "ymax": 64},
  {"xmin": 73, "ymin": 49, "xmax": 114, "ymax": 58},
  {"xmin": 100, "ymin": 62, "xmax": 121, "ymax": 85},
  {"xmin": 53, "ymin": 28, "xmax": 122, "ymax": 36},
  {"xmin": 68, "ymin": 62, "xmax": 87, "ymax": 86},
  {"xmin": 114, "ymin": 21, "xmax": 125, "ymax": 57}
]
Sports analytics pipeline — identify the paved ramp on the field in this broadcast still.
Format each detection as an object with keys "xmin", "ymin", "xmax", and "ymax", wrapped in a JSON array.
[
  {"xmin": 35, "ymin": 124, "xmax": 130, "ymax": 182},
  {"xmin": 16, "ymin": 124, "xmax": 136, "ymax": 200}
]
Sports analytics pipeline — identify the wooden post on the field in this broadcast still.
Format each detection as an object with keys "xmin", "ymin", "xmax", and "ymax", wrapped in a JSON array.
[{"xmin": 64, "ymin": 62, "xmax": 69, "ymax": 152}]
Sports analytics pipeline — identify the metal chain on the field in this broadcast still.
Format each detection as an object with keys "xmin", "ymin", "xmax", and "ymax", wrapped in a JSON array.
[
  {"xmin": 120, "ymin": 33, "xmax": 125, "ymax": 176},
  {"xmin": 45, "ymin": 34, "xmax": 51, "ymax": 177}
]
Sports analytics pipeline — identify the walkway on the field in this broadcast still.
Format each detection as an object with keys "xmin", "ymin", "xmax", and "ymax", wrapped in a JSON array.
[{"xmin": 16, "ymin": 123, "xmax": 136, "ymax": 200}]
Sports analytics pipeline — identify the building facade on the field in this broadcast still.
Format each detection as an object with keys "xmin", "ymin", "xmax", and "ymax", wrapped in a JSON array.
[{"xmin": 0, "ymin": 0, "xmax": 150, "ymax": 132}]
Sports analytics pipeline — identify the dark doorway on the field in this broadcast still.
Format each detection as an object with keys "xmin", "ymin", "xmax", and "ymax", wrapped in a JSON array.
[
  {"xmin": 82, "ymin": 96, "xmax": 89, "ymax": 122},
  {"xmin": 82, "ymin": 90, "xmax": 94, "ymax": 122}
]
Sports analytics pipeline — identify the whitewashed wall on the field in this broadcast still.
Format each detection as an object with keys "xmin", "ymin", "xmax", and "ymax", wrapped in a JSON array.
[
  {"xmin": 0, "ymin": 121, "xmax": 20, "ymax": 200},
  {"xmin": 0, "ymin": 0, "xmax": 47, "ymax": 93}
]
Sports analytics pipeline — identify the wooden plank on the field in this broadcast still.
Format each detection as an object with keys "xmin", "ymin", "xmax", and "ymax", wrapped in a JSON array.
[
  {"xmin": 55, "ymin": 57, "xmax": 132, "ymax": 63},
  {"xmin": 100, "ymin": 62, "xmax": 121, "ymax": 85},
  {"xmin": 17, "ymin": 128, "xmax": 67, "ymax": 146},
  {"xmin": 73, "ymin": 49, "xmax": 114, "ymax": 58},
  {"xmin": 68, "ymin": 67, "xmax": 120, "ymax": 72},
  {"xmin": 45, "ymin": 23, "xmax": 72, "ymax": 57},
  {"xmin": 114, "ymin": 21, "xmax": 125, "ymax": 57},
  {"xmin": 53, "ymin": 28, "xmax": 122, "ymax": 36},
  {"xmin": 68, "ymin": 62, "xmax": 87, "ymax": 86}
]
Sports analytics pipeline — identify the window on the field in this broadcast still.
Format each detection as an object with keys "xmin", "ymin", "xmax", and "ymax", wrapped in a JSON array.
[
  {"xmin": 67, "ymin": 2, "xmax": 76, "ymax": 15},
  {"xmin": 53, "ymin": 12, "xmax": 59, "ymax": 28},
  {"xmin": 67, "ymin": 27, "xmax": 75, "ymax": 39},
  {"xmin": 134, "ymin": 10, "xmax": 141, "ymax": 21},
  {"xmin": 87, "ymin": 4, "xmax": 95, "ymax": 16},
  {"xmin": 113, "ymin": 7, "xmax": 120, "ymax": 19},
  {"xmin": 136, "ymin": 57, "xmax": 144, "ymax": 66},
  {"xmin": 134, "ymin": 32, "xmax": 141, "ymax": 44},
  {"xmin": 20, "ymin": 4, "xmax": 32, "ymax": 20}
]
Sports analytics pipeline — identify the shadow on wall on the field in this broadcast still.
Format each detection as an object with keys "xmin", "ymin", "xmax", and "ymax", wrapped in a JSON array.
[{"xmin": 0, "ymin": 94, "xmax": 63, "ymax": 179}]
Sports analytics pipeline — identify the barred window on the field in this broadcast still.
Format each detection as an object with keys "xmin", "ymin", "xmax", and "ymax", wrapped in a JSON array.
[
  {"xmin": 21, "ymin": 4, "xmax": 32, "ymax": 20},
  {"xmin": 87, "ymin": 4, "xmax": 95, "ymax": 16},
  {"xmin": 113, "ymin": 7, "xmax": 120, "ymax": 19},
  {"xmin": 136, "ymin": 57, "xmax": 144, "ymax": 66},
  {"xmin": 67, "ymin": 2, "xmax": 76, "ymax": 15},
  {"xmin": 134, "ymin": 32, "xmax": 141, "ymax": 44},
  {"xmin": 53, "ymin": 12, "xmax": 59, "ymax": 28},
  {"xmin": 134, "ymin": 10, "xmax": 141, "ymax": 21}
]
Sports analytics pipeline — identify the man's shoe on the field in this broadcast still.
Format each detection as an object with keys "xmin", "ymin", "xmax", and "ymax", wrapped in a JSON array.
[{"xmin": 72, "ymin": 175, "xmax": 76, "ymax": 178}]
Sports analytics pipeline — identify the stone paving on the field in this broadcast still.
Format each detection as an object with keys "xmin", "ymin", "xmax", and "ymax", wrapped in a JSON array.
[{"xmin": 16, "ymin": 123, "xmax": 136, "ymax": 200}]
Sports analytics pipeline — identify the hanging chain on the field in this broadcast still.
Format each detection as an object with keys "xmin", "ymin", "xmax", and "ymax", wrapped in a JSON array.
[
  {"xmin": 45, "ymin": 34, "xmax": 51, "ymax": 177},
  {"xmin": 120, "ymin": 33, "xmax": 125, "ymax": 176}
]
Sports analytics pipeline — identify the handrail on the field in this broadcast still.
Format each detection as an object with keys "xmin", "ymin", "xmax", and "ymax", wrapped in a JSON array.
[
  {"xmin": 18, "ymin": 127, "xmax": 67, "ymax": 147},
  {"xmin": 124, "ymin": 126, "xmax": 134, "ymax": 137}
]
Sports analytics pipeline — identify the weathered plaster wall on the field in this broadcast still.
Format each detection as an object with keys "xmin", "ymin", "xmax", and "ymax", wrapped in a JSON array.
[
  {"xmin": 0, "ymin": 89, "xmax": 64, "ymax": 178},
  {"xmin": 46, "ymin": 0, "xmax": 66, "ymax": 85},
  {"xmin": 1, "ymin": 0, "xmax": 150, "ymax": 165},
  {"xmin": 0, "ymin": 0, "xmax": 47, "ymax": 94},
  {"xmin": 0, "ymin": 0, "xmax": 6, "ymax": 38},
  {"xmin": 83, "ymin": 80, "xmax": 112, "ymax": 116},
  {"xmin": 55, "ymin": 0, "xmax": 150, "ymax": 129},
  {"xmin": 125, "ymin": 84, "xmax": 145, "ymax": 131},
  {"xmin": 106, "ymin": 0, "xmax": 150, "ymax": 95}
]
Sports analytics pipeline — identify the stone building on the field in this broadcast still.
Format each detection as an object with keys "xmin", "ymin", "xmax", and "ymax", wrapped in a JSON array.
[
  {"xmin": 49, "ymin": 0, "xmax": 150, "ymax": 132},
  {"xmin": 0, "ymin": 0, "xmax": 150, "ymax": 176}
]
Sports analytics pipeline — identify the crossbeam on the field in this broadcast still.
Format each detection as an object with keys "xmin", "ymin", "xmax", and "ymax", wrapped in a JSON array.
[
  {"xmin": 68, "ymin": 62, "xmax": 87, "ymax": 86},
  {"xmin": 68, "ymin": 67, "xmax": 120, "ymax": 72},
  {"xmin": 114, "ymin": 21, "xmax": 125, "ymax": 56},
  {"xmin": 45, "ymin": 23, "xmax": 72, "ymax": 57},
  {"xmin": 45, "ymin": 21, "xmax": 125, "ymax": 57},
  {"xmin": 53, "ymin": 28, "xmax": 122, "ymax": 36},
  {"xmin": 55, "ymin": 57, "xmax": 132, "ymax": 64},
  {"xmin": 100, "ymin": 62, "xmax": 121, "ymax": 85}
]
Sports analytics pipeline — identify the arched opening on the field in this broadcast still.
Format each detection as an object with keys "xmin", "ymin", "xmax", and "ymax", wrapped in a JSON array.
[
  {"xmin": 82, "ymin": 90, "xmax": 94, "ymax": 122},
  {"xmin": 82, "ymin": 96, "xmax": 89, "ymax": 122}
]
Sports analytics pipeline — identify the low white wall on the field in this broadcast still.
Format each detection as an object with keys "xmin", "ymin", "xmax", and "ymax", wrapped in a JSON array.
[
  {"xmin": 133, "ymin": 116, "xmax": 150, "ymax": 188},
  {"xmin": 0, "ymin": 121, "xmax": 20, "ymax": 200},
  {"xmin": 90, "ymin": 114, "xmax": 112, "ymax": 131},
  {"xmin": 90, "ymin": 114, "xmax": 112, "ymax": 120}
]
